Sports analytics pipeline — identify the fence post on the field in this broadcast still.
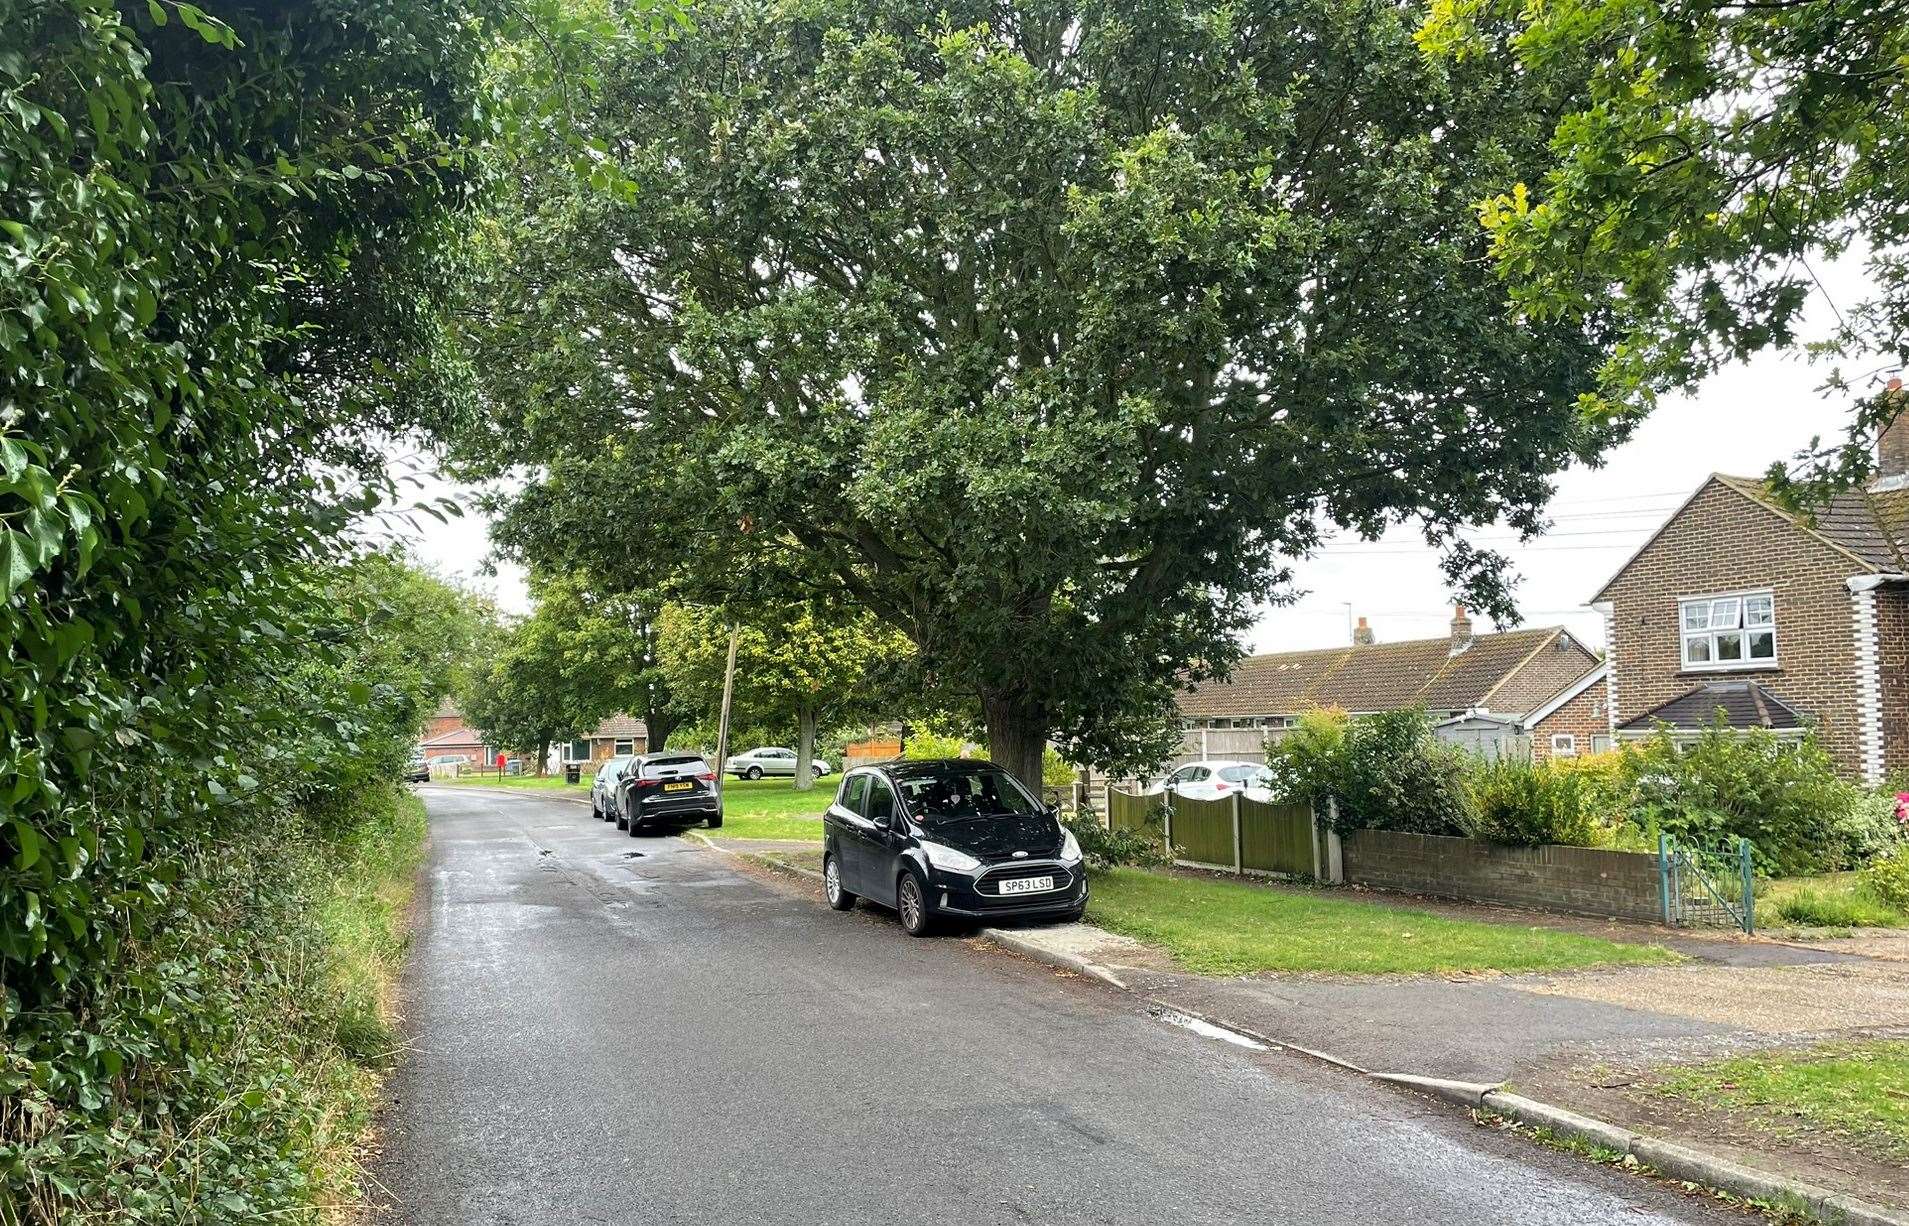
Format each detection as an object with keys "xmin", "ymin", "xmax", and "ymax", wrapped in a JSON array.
[
  {"xmin": 1162, "ymin": 793, "xmax": 1174, "ymax": 858},
  {"xmin": 1231, "ymin": 793, "xmax": 1243, "ymax": 874},
  {"xmin": 1658, "ymin": 833, "xmax": 1673, "ymax": 925},
  {"xmin": 1310, "ymin": 801, "xmax": 1322, "ymax": 880},
  {"xmin": 1739, "ymin": 837, "xmax": 1755, "ymax": 936},
  {"xmin": 1320, "ymin": 798, "xmax": 1345, "ymax": 884},
  {"xmin": 1100, "ymin": 781, "xmax": 1112, "ymax": 829}
]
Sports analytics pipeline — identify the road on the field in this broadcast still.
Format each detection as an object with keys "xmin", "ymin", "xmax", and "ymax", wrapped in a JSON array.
[{"xmin": 370, "ymin": 787, "xmax": 1734, "ymax": 1225}]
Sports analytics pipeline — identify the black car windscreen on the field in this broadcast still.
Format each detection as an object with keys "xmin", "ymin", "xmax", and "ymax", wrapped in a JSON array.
[{"xmin": 895, "ymin": 766, "xmax": 1039, "ymax": 820}]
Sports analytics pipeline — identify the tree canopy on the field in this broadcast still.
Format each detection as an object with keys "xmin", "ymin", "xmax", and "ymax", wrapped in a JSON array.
[
  {"xmin": 658, "ymin": 600, "xmax": 913, "ymax": 788},
  {"xmin": 460, "ymin": 0, "xmax": 1624, "ymax": 785},
  {"xmin": 1421, "ymin": 0, "xmax": 1909, "ymax": 488}
]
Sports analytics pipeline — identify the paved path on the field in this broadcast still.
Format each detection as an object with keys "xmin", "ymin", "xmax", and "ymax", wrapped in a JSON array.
[{"xmin": 370, "ymin": 787, "xmax": 1736, "ymax": 1225}]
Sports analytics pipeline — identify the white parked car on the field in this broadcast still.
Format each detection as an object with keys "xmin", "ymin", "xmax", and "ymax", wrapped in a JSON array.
[
  {"xmin": 1146, "ymin": 760, "xmax": 1274, "ymax": 802},
  {"xmin": 724, "ymin": 746, "xmax": 832, "ymax": 780}
]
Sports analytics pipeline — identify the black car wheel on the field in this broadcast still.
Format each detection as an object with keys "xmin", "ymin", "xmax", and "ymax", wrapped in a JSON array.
[
  {"xmin": 615, "ymin": 806, "xmax": 629, "ymax": 831},
  {"xmin": 628, "ymin": 814, "xmax": 645, "ymax": 837},
  {"xmin": 745, "ymin": 765, "xmax": 763, "ymax": 781},
  {"xmin": 706, "ymin": 813, "xmax": 722, "ymax": 829},
  {"xmin": 824, "ymin": 855, "xmax": 856, "ymax": 911},
  {"xmin": 811, "ymin": 764, "xmax": 825, "ymax": 778},
  {"xmin": 590, "ymin": 798, "xmax": 601, "ymax": 821},
  {"xmin": 897, "ymin": 870, "xmax": 935, "ymax": 937}
]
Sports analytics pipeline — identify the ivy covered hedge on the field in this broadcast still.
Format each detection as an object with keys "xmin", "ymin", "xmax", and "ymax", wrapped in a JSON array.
[{"xmin": 1, "ymin": 0, "xmax": 532, "ymax": 1217}]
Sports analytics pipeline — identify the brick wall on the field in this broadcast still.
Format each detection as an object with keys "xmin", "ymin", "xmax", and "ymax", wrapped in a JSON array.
[
  {"xmin": 1343, "ymin": 829, "xmax": 1663, "ymax": 922},
  {"xmin": 1490, "ymin": 635, "xmax": 1600, "ymax": 714},
  {"xmin": 1531, "ymin": 676, "xmax": 1609, "ymax": 762},
  {"xmin": 1600, "ymin": 478, "xmax": 1863, "ymax": 773}
]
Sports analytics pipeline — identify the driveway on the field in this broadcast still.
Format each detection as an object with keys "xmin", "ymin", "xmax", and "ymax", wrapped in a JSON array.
[{"xmin": 370, "ymin": 787, "xmax": 1737, "ymax": 1224}]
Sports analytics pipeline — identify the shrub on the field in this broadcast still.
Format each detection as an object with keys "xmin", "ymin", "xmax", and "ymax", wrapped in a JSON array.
[
  {"xmin": 1864, "ymin": 847, "xmax": 1909, "ymax": 912},
  {"xmin": 1463, "ymin": 755, "xmax": 1610, "ymax": 848},
  {"xmin": 1614, "ymin": 722, "xmax": 1855, "ymax": 876},
  {"xmin": 1272, "ymin": 707, "xmax": 1473, "ymax": 836},
  {"xmin": 1063, "ymin": 807, "xmax": 1171, "ymax": 871},
  {"xmin": 1828, "ymin": 790, "xmax": 1909, "ymax": 870}
]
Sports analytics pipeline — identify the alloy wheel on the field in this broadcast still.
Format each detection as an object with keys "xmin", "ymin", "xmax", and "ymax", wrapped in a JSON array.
[
  {"xmin": 825, "ymin": 858, "xmax": 841, "ymax": 906},
  {"xmin": 899, "ymin": 875, "xmax": 923, "ymax": 932}
]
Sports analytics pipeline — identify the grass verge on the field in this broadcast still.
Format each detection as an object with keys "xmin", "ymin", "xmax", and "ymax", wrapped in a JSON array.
[
  {"xmin": 714, "ymin": 778, "xmax": 827, "ymax": 841},
  {"xmin": 1762, "ymin": 874, "xmax": 1908, "ymax": 930},
  {"xmin": 1084, "ymin": 868, "xmax": 1680, "ymax": 975},
  {"xmin": 1652, "ymin": 1041, "xmax": 1909, "ymax": 1160}
]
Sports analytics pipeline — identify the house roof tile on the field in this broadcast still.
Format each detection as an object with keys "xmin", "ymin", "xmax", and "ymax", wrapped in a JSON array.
[
  {"xmin": 1711, "ymin": 474, "xmax": 1909, "ymax": 572},
  {"xmin": 1617, "ymin": 681, "xmax": 1809, "ymax": 732},
  {"xmin": 1178, "ymin": 626, "xmax": 1580, "ymax": 718},
  {"xmin": 587, "ymin": 714, "xmax": 648, "ymax": 739}
]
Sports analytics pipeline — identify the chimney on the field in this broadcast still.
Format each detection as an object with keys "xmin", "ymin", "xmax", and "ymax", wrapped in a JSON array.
[
  {"xmin": 1449, "ymin": 603, "xmax": 1474, "ymax": 655},
  {"xmin": 1351, "ymin": 616, "xmax": 1375, "ymax": 647},
  {"xmin": 1878, "ymin": 377, "xmax": 1909, "ymax": 482}
]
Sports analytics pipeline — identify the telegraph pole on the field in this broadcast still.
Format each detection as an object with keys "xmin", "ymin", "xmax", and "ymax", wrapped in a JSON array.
[{"xmin": 713, "ymin": 625, "xmax": 741, "ymax": 801}]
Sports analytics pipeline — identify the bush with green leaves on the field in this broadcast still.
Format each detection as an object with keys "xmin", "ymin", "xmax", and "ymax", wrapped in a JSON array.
[
  {"xmin": 1063, "ymin": 807, "xmax": 1172, "ymax": 872},
  {"xmin": 1864, "ymin": 847, "xmax": 1909, "ymax": 913},
  {"xmin": 1274, "ymin": 708, "xmax": 1474, "ymax": 837},
  {"xmin": 1614, "ymin": 723, "xmax": 1856, "ymax": 876},
  {"xmin": 1828, "ymin": 790, "xmax": 1909, "ymax": 872},
  {"xmin": 1462, "ymin": 755, "xmax": 1613, "ymax": 848}
]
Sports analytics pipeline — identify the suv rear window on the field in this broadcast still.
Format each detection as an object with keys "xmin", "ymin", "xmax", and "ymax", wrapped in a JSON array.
[{"xmin": 641, "ymin": 755, "xmax": 708, "ymax": 778}]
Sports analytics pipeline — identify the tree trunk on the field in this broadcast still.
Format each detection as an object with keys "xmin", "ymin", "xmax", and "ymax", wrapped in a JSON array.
[
  {"xmin": 535, "ymin": 735, "xmax": 550, "ymax": 776},
  {"xmin": 982, "ymin": 689, "xmax": 1048, "ymax": 796},
  {"xmin": 646, "ymin": 706, "xmax": 681, "ymax": 752},
  {"xmin": 793, "ymin": 703, "xmax": 818, "ymax": 792}
]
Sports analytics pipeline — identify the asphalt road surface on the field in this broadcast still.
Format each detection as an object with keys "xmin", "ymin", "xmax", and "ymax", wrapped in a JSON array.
[{"xmin": 370, "ymin": 787, "xmax": 1736, "ymax": 1225}]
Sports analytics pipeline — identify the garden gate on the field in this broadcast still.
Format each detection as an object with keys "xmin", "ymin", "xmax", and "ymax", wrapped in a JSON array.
[{"xmin": 1658, "ymin": 835, "xmax": 1755, "ymax": 934}]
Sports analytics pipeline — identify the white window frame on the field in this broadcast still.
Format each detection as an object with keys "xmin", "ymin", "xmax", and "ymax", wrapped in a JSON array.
[
  {"xmin": 614, "ymin": 739, "xmax": 635, "ymax": 755},
  {"xmin": 1678, "ymin": 589, "xmax": 1777, "ymax": 672},
  {"xmin": 1591, "ymin": 734, "xmax": 1613, "ymax": 754},
  {"xmin": 1549, "ymin": 733, "xmax": 1577, "ymax": 758}
]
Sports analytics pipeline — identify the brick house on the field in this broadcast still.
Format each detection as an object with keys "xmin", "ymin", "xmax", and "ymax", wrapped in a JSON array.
[
  {"xmin": 1592, "ymin": 453, "xmax": 1909, "ymax": 783},
  {"xmin": 1524, "ymin": 663, "xmax": 1612, "ymax": 762},
  {"xmin": 1175, "ymin": 607, "xmax": 1601, "ymax": 765},
  {"xmin": 561, "ymin": 714, "xmax": 649, "ymax": 767}
]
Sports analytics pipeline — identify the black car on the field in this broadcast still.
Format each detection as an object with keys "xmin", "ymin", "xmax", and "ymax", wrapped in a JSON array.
[
  {"xmin": 616, "ymin": 751, "xmax": 722, "ymax": 834},
  {"xmin": 589, "ymin": 754, "xmax": 638, "ymax": 822},
  {"xmin": 403, "ymin": 755, "xmax": 430, "ymax": 784},
  {"xmin": 822, "ymin": 759, "xmax": 1085, "ymax": 936}
]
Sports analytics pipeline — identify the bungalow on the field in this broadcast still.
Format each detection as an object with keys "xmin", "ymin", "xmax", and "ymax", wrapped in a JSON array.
[
  {"xmin": 1175, "ymin": 606, "xmax": 1603, "ymax": 765},
  {"xmin": 560, "ymin": 714, "xmax": 650, "ymax": 767}
]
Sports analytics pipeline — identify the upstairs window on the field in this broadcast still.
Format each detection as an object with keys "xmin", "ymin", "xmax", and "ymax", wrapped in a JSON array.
[{"xmin": 1680, "ymin": 591, "xmax": 1776, "ymax": 670}]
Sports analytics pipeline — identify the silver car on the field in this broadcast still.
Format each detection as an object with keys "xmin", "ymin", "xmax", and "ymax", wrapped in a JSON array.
[
  {"xmin": 590, "ymin": 754, "xmax": 637, "ymax": 821},
  {"xmin": 724, "ymin": 746, "xmax": 831, "ymax": 780}
]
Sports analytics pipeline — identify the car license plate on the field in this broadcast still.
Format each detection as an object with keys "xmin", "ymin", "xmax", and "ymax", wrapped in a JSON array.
[
  {"xmin": 999, "ymin": 875, "xmax": 1054, "ymax": 895},
  {"xmin": 663, "ymin": 781, "xmax": 693, "ymax": 792}
]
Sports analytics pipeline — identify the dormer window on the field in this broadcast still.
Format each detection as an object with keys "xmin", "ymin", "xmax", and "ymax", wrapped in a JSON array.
[{"xmin": 1680, "ymin": 591, "xmax": 1776, "ymax": 670}]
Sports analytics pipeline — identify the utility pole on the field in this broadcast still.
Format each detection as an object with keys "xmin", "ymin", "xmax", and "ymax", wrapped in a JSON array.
[{"xmin": 713, "ymin": 624, "xmax": 741, "ymax": 802}]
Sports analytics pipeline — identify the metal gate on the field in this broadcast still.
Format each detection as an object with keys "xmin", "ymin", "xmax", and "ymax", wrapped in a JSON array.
[{"xmin": 1658, "ymin": 835, "xmax": 1755, "ymax": 934}]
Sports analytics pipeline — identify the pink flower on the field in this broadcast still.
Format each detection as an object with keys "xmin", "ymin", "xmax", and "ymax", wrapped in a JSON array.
[{"xmin": 1896, "ymin": 793, "xmax": 1909, "ymax": 825}]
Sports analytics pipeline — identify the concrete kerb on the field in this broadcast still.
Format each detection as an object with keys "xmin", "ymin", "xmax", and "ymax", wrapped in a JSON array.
[
  {"xmin": 979, "ymin": 927, "xmax": 1130, "ymax": 990},
  {"xmin": 681, "ymin": 828, "xmax": 1908, "ymax": 1226},
  {"xmin": 687, "ymin": 831, "xmax": 826, "ymax": 882},
  {"xmin": 1467, "ymin": 1090, "xmax": 1909, "ymax": 1226}
]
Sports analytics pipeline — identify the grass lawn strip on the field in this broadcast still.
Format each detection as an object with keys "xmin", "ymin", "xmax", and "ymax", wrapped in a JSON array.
[
  {"xmin": 1761, "ymin": 873, "xmax": 1909, "ymax": 930},
  {"xmin": 1085, "ymin": 867, "xmax": 1680, "ymax": 976},
  {"xmin": 1652, "ymin": 1041, "xmax": 1909, "ymax": 1160},
  {"xmin": 438, "ymin": 773, "xmax": 827, "ymax": 840}
]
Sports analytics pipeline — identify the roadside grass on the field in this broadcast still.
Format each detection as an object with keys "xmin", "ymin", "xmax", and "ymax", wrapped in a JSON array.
[
  {"xmin": 319, "ymin": 789, "xmax": 430, "ymax": 1060},
  {"xmin": 433, "ymin": 771, "xmax": 585, "ymax": 792},
  {"xmin": 717, "ymin": 778, "xmax": 827, "ymax": 840},
  {"xmin": 1762, "ymin": 873, "xmax": 1909, "ymax": 929},
  {"xmin": 1652, "ymin": 1041, "xmax": 1909, "ymax": 1160},
  {"xmin": 1084, "ymin": 868, "xmax": 1681, "ymax": 976}
]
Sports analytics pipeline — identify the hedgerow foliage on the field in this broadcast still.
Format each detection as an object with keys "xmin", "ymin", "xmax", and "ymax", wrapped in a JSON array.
[{"xmin": 1, "ymin": 0, "xmax": 539, "ymax": 1216}]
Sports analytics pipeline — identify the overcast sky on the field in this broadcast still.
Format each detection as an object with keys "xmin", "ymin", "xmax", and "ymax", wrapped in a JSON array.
[{"xmin": 396, "ymin": 260, "xmax": 1883, "ymax": 656}]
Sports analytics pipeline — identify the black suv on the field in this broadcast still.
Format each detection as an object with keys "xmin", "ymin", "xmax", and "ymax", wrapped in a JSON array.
[
  {"xmin": 822, "ymin": 759, "xmax": 1085, "ymax": 936},
  {"xmin": 616, "ymin": 751, "xmax": 722, "ymax": 834}
]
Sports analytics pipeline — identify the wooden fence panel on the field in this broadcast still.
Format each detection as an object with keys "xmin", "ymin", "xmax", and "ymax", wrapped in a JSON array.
[
  {"xmin": 1240, "ymin": 797, "xmax": 1313, "ymax": 877},
  {"xmin": 1108, "ymin": 789, "xmax": 1155, "ymax": 833},
  {"xmin": 1170, "ymin": 796, "xmax": 1236, "ymax": 867}
]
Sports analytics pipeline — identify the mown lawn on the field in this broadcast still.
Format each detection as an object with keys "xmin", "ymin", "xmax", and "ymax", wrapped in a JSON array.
[
  {"xmin": 717, "ymin": 778, "xmax": 827, "ymax": 841},
  {"xmin": 1085, "ymin": 868, "xmax": 1680, "ymax": 976},
  {"xmin": 1653, "ymin": 1041, "xmax": 1909, "ymax": 1158},
  {"xmin": 434, "ymin": 771, "xmax": 586, "ymax": 793}
]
